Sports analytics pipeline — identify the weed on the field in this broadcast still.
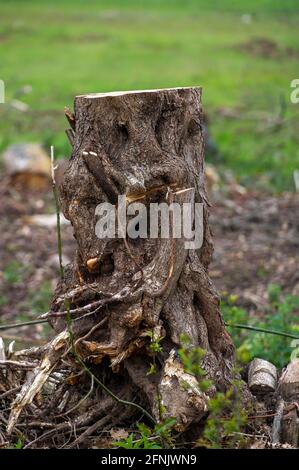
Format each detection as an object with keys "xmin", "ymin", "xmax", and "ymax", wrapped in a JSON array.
[
  {"xmin": 14, "ymin": 438, "xmax": 24, "ymax": 449},
  {"xmin": 113, "ymin": 419, "xmax": 176, "ymax": 449},
  {"xmin": 222, "ymin": 284, "xmax": 299, "ymax": 367},
  {"xmin": 145, "ymin": 329, "xmax": 164, "ymax": 354},
  {"xmin": 178, "ymin": 334, "xmax": 249, "ymax": 449},
  {"xmin": 178, "ymin": 334, "xmax": 212, "ymax": 392},
  {"xmin": 198, "ymin": 377, "xmax": 248, "ymax": 449}
]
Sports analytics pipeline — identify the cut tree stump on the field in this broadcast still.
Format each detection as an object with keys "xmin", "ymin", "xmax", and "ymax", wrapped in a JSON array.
[{"xmin": 49, "ymin": 87, "xmax": 236, "ymax": 431}]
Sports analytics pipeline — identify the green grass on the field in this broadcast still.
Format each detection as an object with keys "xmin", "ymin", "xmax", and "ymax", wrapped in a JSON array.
[
  {"xmin": 0, "ymin": 0, "xmax": 299, "ymax": 190},
  {"xmin": 222, "ymin": 285, "xmax": 299, "ymax": 368}
]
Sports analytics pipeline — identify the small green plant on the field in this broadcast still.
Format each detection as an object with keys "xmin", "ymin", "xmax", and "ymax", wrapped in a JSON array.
[
  {"xmin": 145, "ymin": 329, "xmax": 164, "ymax": 353},
  {"xmin": 198, "ymin": 377, "xmax": 248, "ymax": 449},
  {"xmin": 113, "ymin": 324, "xmax": 175, "ymax": 449},
  {"xmin": 178, "ymin": 334, "xmax": 249, "ymax": 449},
  {"xmin": 222, "ymin": 285, "xmax": 299, "ymax": 367},
  {"xmin": 113, "ymin": 418, "xmax": 176, "ymax": 449},
  {"xmin": 113, "ymin": 327, "xmax": 177, "ymax": 449},
  {"xmin": 146, "ymin": 362, "xmax": 157, "ymax": 376},
  {"xmin": 14, "ymin": 438, "xmax": 24, "ymax": 449}
]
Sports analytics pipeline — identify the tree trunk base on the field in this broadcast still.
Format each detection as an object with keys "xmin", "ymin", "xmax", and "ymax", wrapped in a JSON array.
[{"xmin": 4, "ymin": 88, "xmax": 254, "ymax": 444}]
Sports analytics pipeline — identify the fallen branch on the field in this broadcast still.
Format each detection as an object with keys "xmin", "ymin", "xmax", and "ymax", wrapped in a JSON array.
[
  {"xmin": 51, "ymin": 145, "xmax": 64, "ymax": 280},
  {"xmin": 0, "ymin": 360, "xmax": 37, "ymax": 370}
]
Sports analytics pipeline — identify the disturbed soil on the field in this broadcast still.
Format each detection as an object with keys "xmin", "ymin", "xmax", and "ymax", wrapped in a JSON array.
[{"xmin": 210, "ymin": 189, "xmax": 299, "ymax": 312}]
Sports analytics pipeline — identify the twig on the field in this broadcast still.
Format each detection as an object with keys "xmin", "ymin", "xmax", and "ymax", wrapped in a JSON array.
[
  {"xmin": 51, "ymin": 145, "xmax": 64, "ymax": 280},
  {"xmin": 3, "ymin": 318, "xmax": 296, "ymax": 342},
  {"xmin": 64, "ymin": 107, "xmax": 76, "ymax": 131},
  {"xmin": 24, "ymin": 421, "xmax": 72, "ymax": 449},
  {"xmin": 38, "ymin": 299, "xmax": 106, "ymax": 320},
  {"xmin": 66, "ymin": 414, "xmax": 111, "ymax": 448},
  {"xmin": 39, "ymin": 282, "xmax": 138, "ymax": 320},
  {"xmin": 229, "ymin": 431, "xmax": 266, "ymax": 439},
  {"xmin": 54, "ymin": 376, "xmax": 94, "ymax": 418},
  {"xmin": 225, "ymin": 322, "xmax": 299, "ymax": 340},
  {"xmin": 74, "ymin": 354, "xmax": 156, "ymax": 425},
  {"xmin": 0, "ymin": 360, "xmax": 37, "ymax": 370},
  {"xmin": 0, "ymin": 442, "xmax": 9, "ymax": 448},
  {"xmin": 13, "ymin": 345, "xmax": 47, "ymax": 359},
  {"xmin": 0, "ymin": 386, "xmax": 22, "ymax": 400},
  {"xmin": 0, "ymin": 319, "xmax": 48, "ymax": 331},
  {"xmin": 18, "ymin": 421, "xmax": 57, "ymax": 429},
  {"xmin": 74, "ymin": 317, "xmax": 108, "ymax": 347}
]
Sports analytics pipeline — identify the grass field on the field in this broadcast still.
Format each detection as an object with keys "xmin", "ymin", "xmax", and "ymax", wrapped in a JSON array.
[{"xmin": 1, "ymin": 0, "xmax": 299, "ymax": 191}]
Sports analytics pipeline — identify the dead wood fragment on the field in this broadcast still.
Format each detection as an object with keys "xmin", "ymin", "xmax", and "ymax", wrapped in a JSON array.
[
  {"xmin": 158, "ymin": 349, "xmax": 208, "ymax": 432},
  {"xmin": 0, "ymin": 360, "xmax": 37, "ymax": 370},
  {"xmin": 272, "ymin": 398, "xmax": 285, "ymax": 444},
  {"xmin": 64, "ymin": 106, "xmax": 76, "ymax": 131},
  {"xmin": 0, "ymin": 338, "xmax": 5, "ymax": 361},
  {"xmin": 248, "ymin": 358, "xmax": 277, "ymax": 395},
  {"xmin": 67, "ymin": 416, "xmax": 111, "ymax": 448}
]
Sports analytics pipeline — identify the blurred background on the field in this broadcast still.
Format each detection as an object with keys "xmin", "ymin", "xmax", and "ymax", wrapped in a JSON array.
[{"xmin": 0, "ymin": 0, "xmax": 299, "ymax": 366}]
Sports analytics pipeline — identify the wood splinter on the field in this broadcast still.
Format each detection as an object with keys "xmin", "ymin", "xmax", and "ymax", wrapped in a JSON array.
[{"xmin": 64, "ymin": 106, "xmax": 76, "ymax": 131}]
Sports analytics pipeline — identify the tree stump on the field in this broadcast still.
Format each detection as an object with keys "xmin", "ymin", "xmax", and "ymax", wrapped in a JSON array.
[{"xmin": 52, "ymin": 87, "xmax": 235, "ymax": 431}]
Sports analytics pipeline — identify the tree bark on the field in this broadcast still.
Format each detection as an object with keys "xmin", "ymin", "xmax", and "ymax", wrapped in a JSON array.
[{"xmin": 51, "ymin": 87, "xmax": 235, "ymax": 431}]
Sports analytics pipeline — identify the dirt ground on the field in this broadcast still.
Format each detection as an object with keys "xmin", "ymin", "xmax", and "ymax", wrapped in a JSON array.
[{"xmin": 0, "ymin": 175, "xmax": 298, "ymax": 343}]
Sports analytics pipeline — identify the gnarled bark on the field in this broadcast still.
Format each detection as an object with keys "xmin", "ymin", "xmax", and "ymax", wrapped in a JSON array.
[{"xmin": 51, "ymin": 87, "xmax": 235, "ymax": 431}]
